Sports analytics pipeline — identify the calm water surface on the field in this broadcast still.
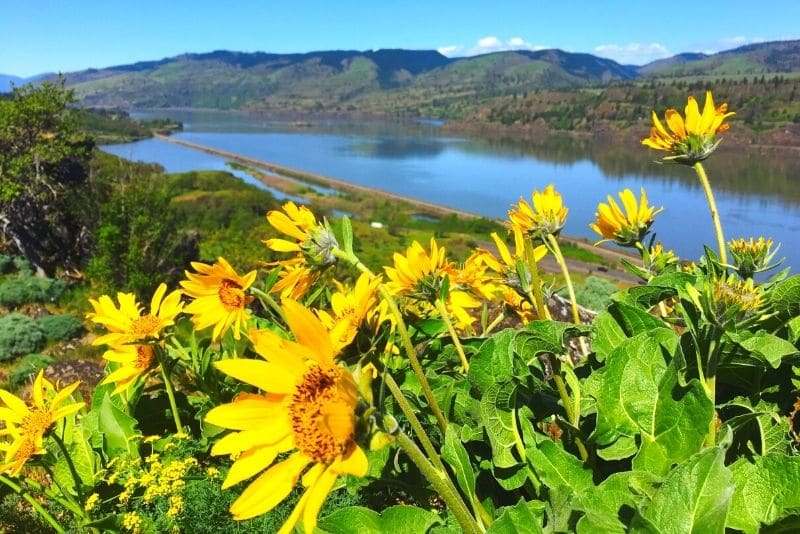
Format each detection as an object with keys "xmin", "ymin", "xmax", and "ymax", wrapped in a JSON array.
[{"xmin": 101, "ymin": 110, "xmax": 800, "ymax": 271}]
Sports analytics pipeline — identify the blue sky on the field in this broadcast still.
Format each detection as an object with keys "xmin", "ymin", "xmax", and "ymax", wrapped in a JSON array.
[{"xmin": 2, "ymin": 0, "xmax": 798, "ymax": 77}]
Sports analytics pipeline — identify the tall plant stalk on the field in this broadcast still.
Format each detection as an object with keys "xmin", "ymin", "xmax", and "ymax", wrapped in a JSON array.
[{"xmin": 694, "ymin": 162, "xmax": 728, "ymax": 264}]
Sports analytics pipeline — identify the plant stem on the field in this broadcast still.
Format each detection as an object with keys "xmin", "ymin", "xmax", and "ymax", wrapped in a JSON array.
[
  {"xmin": 333, "ymin": 248, "xmax": 448, "ymax": 434},
  {"xmin": 483, "ymin": 311, "xmax": 505, "ymax": 336},
  {"xmin": 0, "ymin": 474, "xmax": 66, "ymax": 534},
  {"xmin": 694, "ymin": 162, "xmax": 728, "ymax": 264},
  {"xmin": 546, "ymin": 234, "xmax": 589, "ymax": 356},
  {"xmin": 156, "ymin": 349, "xmax": 184, "ymax": 433},
  {"xmin": 396, "ymin": 432, "xmax": 482, "ymax": 534},
  {"xmin": 434, "ymin": 299, "xmax": 469, "ymax": 372},
  {"xmin": 552, "ymin": 374, "xmax": 589, "ymax": 462},
  {"xmin": 249, "ymin": 286, "xmax": 288, "ymax": 323},
  {"xmin": 383, "ymin": 373, "xmax": 447, "ymax": 475},
  {"xmin": 524, "ymin": 242, "xmax": 550, "ymax": 320}
]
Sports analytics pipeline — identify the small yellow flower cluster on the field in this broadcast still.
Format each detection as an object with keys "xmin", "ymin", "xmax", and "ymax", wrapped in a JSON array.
[
  {"xmin": 84, "ymin": 492, "xmax": 100, "ymax": 513},
  {"xmin": 167, "ymin": 494, "xmax": 184, "ymax": 519},
  {"xmin": 123, "ymin": 511, "xmax": 143, "ymax": 534}
]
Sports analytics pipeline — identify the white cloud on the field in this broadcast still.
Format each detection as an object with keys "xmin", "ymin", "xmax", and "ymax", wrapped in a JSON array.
[
  {"xmin": 593, "ymin": 43, "xmax": 671, "ymax": 65},
  {"xmin": 438, "ymin": 36, "xmax": 549, "ymax": 58}
]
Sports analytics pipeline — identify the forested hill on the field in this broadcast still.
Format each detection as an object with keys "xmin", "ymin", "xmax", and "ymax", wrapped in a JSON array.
[{"xmin": 51, "ymin": 40, "xmax": 800, "ymax": 124}]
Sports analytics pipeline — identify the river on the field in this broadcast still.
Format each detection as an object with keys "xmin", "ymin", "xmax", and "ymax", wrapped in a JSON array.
[{"xmin": 101, "ymin": 110, "xmax": 800, "ymax": 272}]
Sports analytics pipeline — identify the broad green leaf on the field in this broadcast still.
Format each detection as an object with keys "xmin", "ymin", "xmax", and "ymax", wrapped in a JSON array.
[
  {"xmin": 770, "ymin": 275, "xmax": 800, "ymax": 318},
  {"xmin": 480, "ymin": 383, "xmax": 521, "ymax": 468},
  {"xmin": 632, "ymin": 365, "xmax": 713, "ymax": 474},
  {"xmin": 318, "ymin": 505, "xmax": 442, "ymax": 534},
  {"xmin": 592, "ymin": 329, "xmax": 677, "ymax": 448},
  {"xmin": 637, "ymin": 448, "xmax": 733, "ymax": 534},
  {"xmin": 596, "ymin": 436, "xmax": 638, "ymax": 461},
  {"xmin": 97, "ymin": 392, "xmax": 139, "ymax": 458},
  {"xmin": 380, "ymin": 505, "xmax": 443, "ymax": 533},
  {"xmin": 723, "ymin": 399, "xmax": 792, "ymax": 456},
  {"xmin": 442, "ymin": 426, "xmax": 477, "ymax": 514},
  {"xmin": 468, "ymin": 329, "xmax": 516, "ymax": 393},
  {"xmin": 488, "ymin": 499, "xmax": 544, "ymax": 534},
  {"xmin": 526, "ymin": 440, "xmax": 593, "ymax": 496},
  {"xmin": 514, "ymin": 320, "xmax": 591, "ymax": 363},
  {"xmin": 611, "ymin": 285, "xmax": 676, "ymax": 309},
  {"xmin": 787, "ymin": 316, "xmax": 800, "ymax": 344},
  {"xmin": 318, "ymin": 506, "xmax": 382, "ymax": 533},
  {"xmin": 577, "ymin": 472, "xmax": 639, "ymax": 534},
  {"xmin": 592, "ymin": 302, "xmax": 668, "ymax": 361},
  {"xmin": 727, "ymin": 455, "xmax": 800, "ymax": 533},
  {"xmin": 726, "ymin": 330, "xmax": 799, "ymax": 368}
]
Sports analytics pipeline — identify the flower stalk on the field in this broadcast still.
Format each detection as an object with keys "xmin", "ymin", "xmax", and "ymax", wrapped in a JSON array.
[
  {"xmin": 545, "ymin": 234, "xmax": 589, "ymax": 356},
  {"xmin": 156, "ymin": 349, "xmax": 184, "ymax": 433},
  {"xmin": 434, "ymin": 299, "xmax": 469, "ymax": 372},
  {"xmin": 524, "ymin": 241, "xmax": 550, "ymax": 320},
  {"xmin": 694, "ymin": 162, "xmax": 728, "ymax": 265}
]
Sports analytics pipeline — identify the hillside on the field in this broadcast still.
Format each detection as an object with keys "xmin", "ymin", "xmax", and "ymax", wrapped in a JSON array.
[
  {"xmin": 641, "ymin": 40, "xmax": 800, "ymax": 77},
  {"xmin": 63, "ymin": 47, "xmax": 637, "ymax": 110}
]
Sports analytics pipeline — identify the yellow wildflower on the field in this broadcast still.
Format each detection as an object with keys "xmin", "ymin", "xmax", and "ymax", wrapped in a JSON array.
[
  {"xmin": 589, "ymin": 188, "xmax": 663, "ymax": 247},
  {"xmin": 98, "ymin": 344, "xmax": 156, "ymax": 395},
  {"xmin": 87, "ymin": 283, "xmax": 183, "ymax": 347},
  {"xmin": 205, "ymin": 300, "xmax": 368, "ymax": 530},
  {"xmin": 509, "ymin": 184, "xmax": 568, "ymax": 238},
  {"xmin": 123, "ymin": 511, "xmax": 142, "ymax": 533},
  {"xmin": 84, "ymin": 493, "xmax": 100, "ymax": 513},
  {"xmin": 316, "ymin": 272, "xmax": 381, "ymax": 352},
  {"xmin": 181, "ymin": 257, "xmax": 257, "ymax": 340},
  {"xmin": 642, "ymin": 90, "xmax": 735, "ymax": 163},
  {"xmin": 0, "ymin": 371, "xmax": 84, "ymax": 476},
  {"xmin": 728, "ymin": 237, "xmax": 779, "ymax": 278}
]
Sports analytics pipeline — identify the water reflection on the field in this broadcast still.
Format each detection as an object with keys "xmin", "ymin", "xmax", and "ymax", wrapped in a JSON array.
[{"xmin": 119, "ymin": 110, "xmax": 800, "ymax": 270}]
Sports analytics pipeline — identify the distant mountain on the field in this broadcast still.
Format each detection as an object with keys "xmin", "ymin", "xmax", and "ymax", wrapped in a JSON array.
[
  {"xmin": 62, "ymin": 47, "xmax": 636, "ymax": 110},
  {"xmin": 58, "ymin": 40, "xmax": 800, "ymax": 113},
  {"xmin": 641, "ymin": 40, "xmax": 800, "ymax": 77},
  {"xmin": 0, "ymin": 72, "xmax": 53, "ymax": 93}
]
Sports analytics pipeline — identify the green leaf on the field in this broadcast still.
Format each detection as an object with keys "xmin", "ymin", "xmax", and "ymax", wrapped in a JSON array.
[
  {"xmin": 488, "ymin": 499, "xmax": 544, "ymax": 534},
  {"xmin": 526, "ymin": 440, "xmax": 593, "ymax": 496},
  {"xmin": 468, "ymin": 329, "xmax": 516, "ymax": 393},
  {"xmin": 727, "ymin": 330, "xmax": 799, "ymax": 368},
  {"xmin": 340, "ymin": 215, "xmax": 354, "ymax": 256},
  {"xmin": 727, "ymin": 455, "xmax": 800, "ymax": 534},
  {"xmin": 637, "ymin": 448, "xmax": 733, "ymax": 534},
  {"xmin": 770, "ymin": 275, "xmax": 800, "ymax": 318},
  {"xmin": 577, "ymin": 472, "xmax": 639, "ymax": 534},
  {"xmin": 442, "ymin": 426, "xmax": 477, "ymax": 513},
  {"xmin": 97, "ymin": 392, "xmax": 139, "ymax": 458},
  {"xmin": 596, "ymin": 436, "xmax": 638, "ymax": 461},
  {"xmin": 591, "ymin": 329, "xmax": 677, "ymax": 448},
  {"xmin": 611, "ymin": 285, "xmax": 677, "ymax": 309},
  {"xmin": 632, "ymin": 365, "xmax": 713, "ymax": 475},
  {"xmin": 592, "ymin": 302, "xmax": 668, "ymax": 361},
  {"xmin": 318, "ymin": 505, "xmax": 442, "ymax": 534},
  {"xmin": 788, "ymin": 316, "xmax": 800, "ymax": 344},
  {"xmin": 319, "ymin": 506, "xmax": 382, "ymax": 533},
  {"xmin": 480, "ymin": 383, "xmax": 521, "ymax": 468},
  {"xmin": 514, "ymin": 320, "xmax": 591, "ymax": 363}
]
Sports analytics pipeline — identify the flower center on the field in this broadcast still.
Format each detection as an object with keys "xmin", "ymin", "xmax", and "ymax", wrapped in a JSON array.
[
  {"xmin": 20, "ymin": 408, "xmax": 52, "ymax": 438},
  {"xmin": 130, "ymin": 315, "xmax": 161, "ymax": 337},
  {"xmin": 289, "ymin": 364, "xmax": 357, "ymax": 464},
  {"xmin": 218, "ymin": 279, "xmax": 245, "ymax": 310},
  {"xmin": 135, "ymin": 345, "xmax": 155, "ymax": 370},
  {"xmin": 14, "ymin": 439, "xmax": 37, "ymax": 462}
]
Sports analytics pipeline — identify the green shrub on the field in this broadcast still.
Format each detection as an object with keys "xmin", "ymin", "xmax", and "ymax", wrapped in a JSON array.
[
  {"xmin": 8, "ymin": 353, "xmax": 55, "ymax": 388},
  {"xmin": 0, "ymin": 313, "xmax": 46, "ymax": 361},
  {"xmin": 12, "ymin": 256, "xmax": 33, "ymax": 275},
  {"xmin": 0, "ymin": 254, "xmax": 13, "ymax": 273},
  {"xmin": 37, "ymin": 314, "xmax": 84, "ymax": 342},
  {"xmin": 0, "ymin": 275, "xmax": 66, "ymax": 308},
  {"xmin": 572, "ymin": 275, "xmax": 619, "ymax": 311}
]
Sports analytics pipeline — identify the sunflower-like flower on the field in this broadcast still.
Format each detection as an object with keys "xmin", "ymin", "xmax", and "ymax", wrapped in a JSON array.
[
  {"xmin": 384, "ymin": 239, "xmax": 480, "ymax": 330},
  {"xmin": 99, "ymin": 344, "xmax": 157, "ymax": 395},
  {"xmin": 509, "ymin": 184, "xmax": 568, "ymax": 238},
  {"xmin": 478, "ymin": 229, "xmax": 548, "ymax": 321},
  {"xmin": 589, "ymin": 188, "xmax": 663, "ymax": 247},
  {"xmin": 180, "ymin": 257, "xmax": 257, "ymax": 340},
  {"xmin": 265, "ymin": 202, "xmax": 339, "ymax": 268},
  {"xmin": 452, "ymin": 251, "xmax": 501, "ymax": 302},
  {"xmin": 87, "ymin": 283, "xmax": 183, "ymax": 347},
  {"xmin": 316, "ymin": 273, "xmax": 381, "ymax": 352},
  {"xmin": 710, "ymin": 274, "xmax": 763, "ymax": 322},
  {"xmin": 728, "ymin": 237, "xmax": 780, "ymax": 279},
  {"xmin": 205, "ymin": 300, "xmax": 368, "ymax": 531},
  {"xmin": 642, "ymin": 90, "xmax": 735, "ymax": 164},
  {"xmin": 0, "ymin": 371, "xmax": 84, "ymax": 476},
  {"xmin": 644, "ymin": 242, "xmax": 679, "ymax": 275}
]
